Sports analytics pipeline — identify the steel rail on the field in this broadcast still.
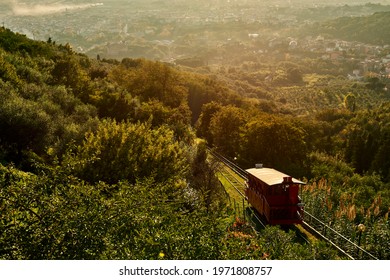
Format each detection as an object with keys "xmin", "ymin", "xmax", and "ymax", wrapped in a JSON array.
[
  {"xmin": 218, "ymin": 169, "xmax": 266, "ymax": 229},
  {"xmin": 207, "ymin": 148, "xmax": 248, "ymax": 179},
  {"xmin": 302, "ymin": 221, "xmax": 355, "ymax": 260},
  {"xmin": 304, "ymin": 210, "xmax": 379, "ymax": 260},
  {"xmin": 219, "ymin": 165, "xmax": 246, "ymax": 197}
]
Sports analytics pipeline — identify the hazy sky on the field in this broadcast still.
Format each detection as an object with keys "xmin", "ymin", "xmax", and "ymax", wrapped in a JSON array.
[
  {"xmin": 4, "ymin": 0, "xmax": 390, "ymax": 17},
  {"xmin": 5, "ymin": 1, "xmax": 103, "ymax": 16}
]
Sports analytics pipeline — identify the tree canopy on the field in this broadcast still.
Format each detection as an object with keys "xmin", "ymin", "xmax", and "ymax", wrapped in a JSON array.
[{"xmin": 0, "ymin": 27, "xmax": 388, "ymax": 260}]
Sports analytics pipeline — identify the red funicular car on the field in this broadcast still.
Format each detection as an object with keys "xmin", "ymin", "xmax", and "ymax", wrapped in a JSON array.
[{"xmin": 245, "ymin": 165, "xmax": 305, "ymax": 225}]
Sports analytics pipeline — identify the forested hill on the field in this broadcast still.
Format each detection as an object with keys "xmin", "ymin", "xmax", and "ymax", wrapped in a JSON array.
[
  {"xmin": 305, "ymin": 11, "xmax": 390, "ymax": 45},
  {"xmin": 0, "ymin": 27, "xmax": 342, "ymax": 260},
  {"xmin": 1, "ymin": 27, "xmax": 389, "ymax": 260},
  {"xmin": 0, "ymin": 26, "xmax": 241, "ymax": 166},
  {"xmin": 0, "ymin": 27, "xmax": 250, "ymax": 259}
]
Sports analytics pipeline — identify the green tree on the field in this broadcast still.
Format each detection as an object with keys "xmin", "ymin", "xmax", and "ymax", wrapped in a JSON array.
[
  {"xmin": 136, "ymin": 100, "xmax": 192, "ymax": 142},
  {"xmin": 286, "ymin": 67, "xmax": 303, "ymax": 84},
  {"xmin": 188, "ymin": 140, "xmax": 226, "ymax": 212},
  {"xmin": 0, "ymin": 164, "xmax": 107, "ymax": 259},
  {"xmin": 196, "ymin": 102, "xmax": 223, "ymax": 145},
  {"xmin": 109, "ymin": 59, "xmax": 187, "ymax": 108},
  {"xmin": 209, "ymin": 105, "xmax": 246, "ymax": 158},
  {"xmin": 62, "ymin": 119, "xmax": 188, "ymax": 184},
  {"xmin": 344, "ymin": 106, "xmax": 390, "ymax": 177},
  {"xmin": 366, "ymin": 77, "xmax": 385, "ymax": 92},
  {"xmin": 90, "ymin": 80, "xmax": 139, "ymax": 121},
  {"xmin": 51, "ymin": 54, "xmax": 93, "ymax": 102},
  {"xmin": 240, "ymin": 114, "xmax": 308, "ymax": 175},
  {"xmin": 0, "ymin": 51, "xmax": 21, "ymax": 85},
  {"xmin": 0, "ymin": 163, "xmax": 226, "ymax": 260},
  {"xmin": 344, "ymin": 93, "xmax": 357, "ymax": 112},
  {"xmin": 0, "ymin": 92, "xmax": 52, "ymax": 162}
]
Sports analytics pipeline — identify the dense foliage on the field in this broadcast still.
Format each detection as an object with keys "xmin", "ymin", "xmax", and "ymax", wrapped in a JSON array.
[{"xmin": 0, "ymin": 26, "xmax": 389, "ymax": 260}]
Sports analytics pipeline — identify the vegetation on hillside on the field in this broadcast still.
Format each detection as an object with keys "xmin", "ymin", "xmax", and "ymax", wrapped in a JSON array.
[
  {"xmin": 1, "ymin": 26, "xmax": 389, "ymax": 260},
  {"xmin": 303, "ymin": 11, "xmax": 390, "ymax": 45}
]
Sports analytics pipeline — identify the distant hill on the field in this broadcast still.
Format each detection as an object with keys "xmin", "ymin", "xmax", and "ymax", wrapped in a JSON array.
[{"xmin": 304, "ymin": 11, "xmax": 390, "ymax": 45}]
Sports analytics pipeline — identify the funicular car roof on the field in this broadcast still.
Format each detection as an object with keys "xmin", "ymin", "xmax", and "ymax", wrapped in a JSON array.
[{"xmin": 246, "ymin": 167, "xmax": 305, "ymax": 186}]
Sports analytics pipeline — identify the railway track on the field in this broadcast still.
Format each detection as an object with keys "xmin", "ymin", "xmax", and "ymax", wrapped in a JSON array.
[
  {"xmin": 208, "ymin": 148, "xmax": 379, "ymax": 260},
  {"xmin": 218, "ymin": 164, "xmax": 267, "ymax": 230}
]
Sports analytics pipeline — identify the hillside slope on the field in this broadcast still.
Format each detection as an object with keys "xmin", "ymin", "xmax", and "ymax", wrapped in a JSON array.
[{"xmin": 305, "ymin": 11, "xmax": 390, "ymax": 45}]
